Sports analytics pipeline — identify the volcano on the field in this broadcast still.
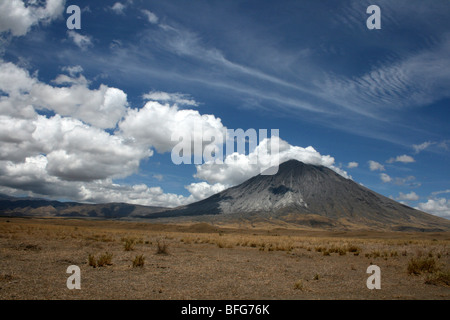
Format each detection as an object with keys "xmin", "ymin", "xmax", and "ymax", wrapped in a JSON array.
[{"xmin": 153, "ymin": 160, "xmax": 450, "ymax": 231}]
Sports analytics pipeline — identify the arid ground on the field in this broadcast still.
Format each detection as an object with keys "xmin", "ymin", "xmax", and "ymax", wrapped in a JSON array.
[{"xmin": 0, "ymin": 217, "xmax": 449, "ymax": 300}]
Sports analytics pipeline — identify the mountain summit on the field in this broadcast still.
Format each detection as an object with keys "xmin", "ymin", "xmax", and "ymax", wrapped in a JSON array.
[{"xmin": 156, "ymin": 160, "xmax": 450, "ymax": 231}]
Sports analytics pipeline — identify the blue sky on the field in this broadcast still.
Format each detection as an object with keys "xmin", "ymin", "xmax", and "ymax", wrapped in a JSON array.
[{"xmin": 0, "ymin": 0, "xmax": 449, "ymax": 218}]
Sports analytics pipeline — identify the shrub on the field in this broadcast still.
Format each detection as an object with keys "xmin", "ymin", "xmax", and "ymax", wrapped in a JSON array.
[
  {"xmin": 347, "ymin": 245, "xmax": 360, "ymax": 253},
  {"xmin": 123, "ymin": 238, "xmax": 135, "ymax": 251},
  {"xmin": 18, "ymin": 243, "xmax": 41, "ymax": 251},
  {"xmin": 407, "ymin": 257, "xmax": 439, "ymax": 275},
  {"xmin": 366, "ymin": 250, "xmax": 381, "ymax": 258},
  {"xmin": 88, "ymin": 254, "xmax": 97, "ymax": 268},
  {"xmin": 132, "ymin": 254, "xmax": 145, "ymax": 268},
  {"xmin": 425, "ymin": 271, "xmax": 450, "ymax": 286},
  {"xmin": 294, "ymin": 280, "xmax": 304, "ymax": 290},
  {"xmin": 217, "ymin": 241, "xmax": 233, "ymax": 249},
  {"xmin": 156, "ymin": 239, "xmax": 168, "ymax": 254},
  {"xmin": 97, "ymin": 252, "xmax": 113, "ymax": 267}
]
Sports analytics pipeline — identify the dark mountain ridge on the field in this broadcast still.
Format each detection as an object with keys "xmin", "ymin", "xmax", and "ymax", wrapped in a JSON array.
[{"xmin": 0, "ymin": 195, "xmax": 165, "ymax": 219}]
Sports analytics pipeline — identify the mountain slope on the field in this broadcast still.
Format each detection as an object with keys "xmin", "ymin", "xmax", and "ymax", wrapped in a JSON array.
[{"xmin": 151, "ymin": 160, "xmax": 450, "ymax": 231}]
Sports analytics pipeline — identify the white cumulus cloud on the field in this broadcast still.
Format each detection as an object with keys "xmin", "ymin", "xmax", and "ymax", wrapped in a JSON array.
[
  {"xmin": 347, "ymin": 161, "xmax": 358, "ymax": 169},
  {"xmin": 119, "ymin": 100, "xmax": 225, "ymax": 154},
  {"xmin": 380, "ymin": 173, "xmax": 392, "ymax": 183},
  {"xmin": 142, "ymin": 9, "xmax": 159, "ymax": 24},
  {"xmin": 111, "ymin": 2, "xmax": 126, "ymax": 15},
  {"xmin": 78, "ymin": 181, "xmax": 189, "ymax": 207},
  {"xmin": 416, "ymin": 198, "xmax": 450, "ymax": 218},
  {"xmin": 67, "ymin": 31, "xmax": 93, "ymax": 50},
  {"xmin": 0, "ymin": 61, "xmax": 129, "ymax": 129},
  {"xmin": 194, "ymin": 136, "xmax": 349, "ymax": 186},
  {"xmin": 369, "ymin": 160, "xmax": 385, "ymax": 171},
  {"xmin": 396, "ymin": 191, "xmax": 419, "ymax": 201},
  {"xmin": 185, "ymin": 182, "xmax": 227, "ymax": 202},
  {"xmin": 387, "ymin": 154, "xmax": 415, "ymax": 164},
  {"xmin": 0, "ymin": 0, "xmax": 65, "ymax": 37},
  {"xmin": 143, "ymin": 91, "xmax": 199, "ymax": 106}
]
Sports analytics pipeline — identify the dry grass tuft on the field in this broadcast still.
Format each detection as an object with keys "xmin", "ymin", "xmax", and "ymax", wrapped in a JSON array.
[
  {"xmin": 123, "ymin": 238, "xmax": 135, "ymax": 251},
  {"xmin": 88, "ymin": 254, "xmax": 97, "ymax": 268},
  {"xmin": 407, "ymin": 256, "xmax": 439, "ymax": 275},
  {"xmin": 89, "ymin": 252, "xmax": 113, "ymax": 268},
  {"xmin": 156, "ymin": 239, "xmax": 169, "ymax": 255},
  {"xmin": 425, "ymin": 271, "xmax": 450, "ymax": 287},
  {"xmin": 294, "ymin": 279, "xmax": 307, "ymax": 291},
  {"xmin": 132, "ymin": 254, "xmax": 145, "ymax": 268},
  {"xmin": 97, "ymin": 252, "xmax": 113, "ymax": 267}
]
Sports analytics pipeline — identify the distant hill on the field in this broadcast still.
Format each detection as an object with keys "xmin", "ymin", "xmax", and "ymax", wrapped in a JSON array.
[{"xmin": 0, "ymin": 195, "xmax": 166, "ymax": 219}]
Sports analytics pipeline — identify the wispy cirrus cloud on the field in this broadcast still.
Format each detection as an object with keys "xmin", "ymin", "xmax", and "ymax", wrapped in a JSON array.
[
  {"xmin": 431, "ymin": 190, "xmax": 450, "ymax": 196},
  {"xmin": 142, "ymin": 9, "xmax": 159, "ymax": 24},
  {"xmin": 380, "ymin": 173, "xmax": 420, "ymax": 187},
  {"xmin": 320, "ymin": 35, "xmax": 450, "ymax": 116},
  {"xmin": 413, "ymin": 141, "xmax": 434, "ymax": 153}
]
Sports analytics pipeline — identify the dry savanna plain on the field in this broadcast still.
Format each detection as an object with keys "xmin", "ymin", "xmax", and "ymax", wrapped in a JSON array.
[{"xmin": 0, "ymin": 217, "xmax": 449, "ymax": 300}]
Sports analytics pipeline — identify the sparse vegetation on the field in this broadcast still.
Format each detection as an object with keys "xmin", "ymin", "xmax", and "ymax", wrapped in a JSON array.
[
  {"xmin": 294, "ymin": 279, "xmax": 304, "ymax": 290},
  {"xmin": 123, "ymin": 238, "xmax": 135, "ymax": 251},
  {"xmin": 132, "ymin": 254, "xmax": 145, "ymax": 268},
  {"xmin": 156, "ymin": 239, "xmax": 168, "ymax": 254},
  {"xmin": 0, "ymin": 274, "xmax": 15, "ymax": 281},
  {"xmin": 365, "ymin": 250, "xmax": 381, "ymax": 258},
  {"xmin": 88, "ymin": 254, "xmax": 97, "ymax": 267},
  {"xmin": 425, "ymin": 271, "xmax": 450, "ymax": 286},
  {"xmin": 407, "ymin": 256, "xmax": 439, "ymax": 275},
  {"xmin": 1, "ymin": 217, "xmax": 449, "ymax": 299},
  {"xmin": 217, "ymin": 240, "xmax": 233, "ymax": 249},
  {"xmin": 347, "ymin": 245, "xmax": 360, "ymax": 253},
  {"xmin": 96, "ymin": 252, "xmax": 113, "ymax": 267},
  {"xmin": 19, "ymin": 243, "xmax": 41, "ymax": 251}
]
